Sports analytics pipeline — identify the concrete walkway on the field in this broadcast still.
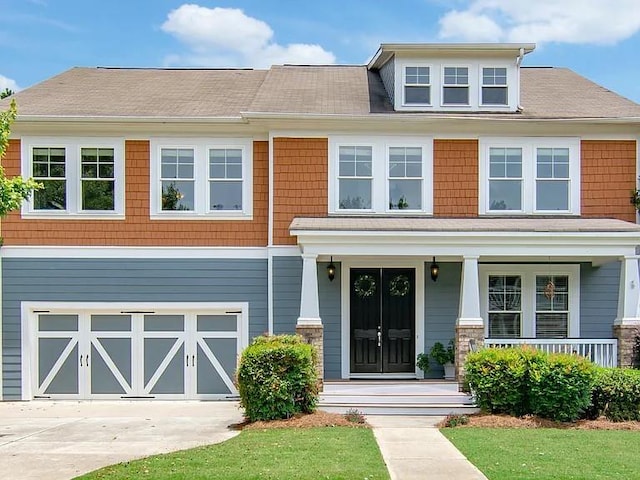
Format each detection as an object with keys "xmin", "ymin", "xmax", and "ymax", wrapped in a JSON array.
[
  {"xmin": 368, "ymin": 415, "xmax": 488, "ymax": 480},
  {"xmin": 0, "ymin": 401, "xmax": 243, "ymax": 480}
]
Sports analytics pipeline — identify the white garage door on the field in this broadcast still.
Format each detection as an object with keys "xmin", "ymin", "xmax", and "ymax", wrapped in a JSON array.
[{"xmin": 28, "ymin": 304, "xmax": 247, "ymax": 400}]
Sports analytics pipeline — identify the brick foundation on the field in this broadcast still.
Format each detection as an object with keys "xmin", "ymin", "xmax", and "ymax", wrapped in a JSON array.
[
  {"xmin": 613, "ymin": 324, "xmax": 639, "ymax": 367},
  {"xmin": 455, "ymin": 325, "xmax": 484, "ymax": 381},
  {"xmin": 296, "ymin": 324, "xmax": 324, "ymax": 389}
]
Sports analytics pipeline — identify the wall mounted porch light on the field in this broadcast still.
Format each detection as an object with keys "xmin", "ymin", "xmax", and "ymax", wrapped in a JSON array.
[
  {"xmin": 327, "ymin": 257, "xmax": 336, "ymax": 282},
  {"xmin": 430, "ymin": 257, "xmax": 439, "ymax": 282}
]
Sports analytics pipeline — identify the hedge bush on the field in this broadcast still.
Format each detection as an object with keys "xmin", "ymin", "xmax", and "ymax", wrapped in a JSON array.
[
  {"xmin": 528, "ymin": 353, "xmax": 596, "ymax": 422},
  {"xmin": 586, "ymin": 368, "xmax": 640, "ymax": 421},
  {"xmin": 464, "ymin": 347, "xmax": 597, "ymax": 421},
  {"xmin": 236, "ymin": 334, "xmax": 318, "ymax": 421}
]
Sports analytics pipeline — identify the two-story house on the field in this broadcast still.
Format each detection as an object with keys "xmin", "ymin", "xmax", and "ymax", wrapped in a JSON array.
[{"xmin": 1, "ymin": 43, "xmax": 640, "ymax": 401}]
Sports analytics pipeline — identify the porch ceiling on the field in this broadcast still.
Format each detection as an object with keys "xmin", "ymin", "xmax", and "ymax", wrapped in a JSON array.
[{"xmin": 290, "ymin": 217, "xmax": 640, "ymax": 259}]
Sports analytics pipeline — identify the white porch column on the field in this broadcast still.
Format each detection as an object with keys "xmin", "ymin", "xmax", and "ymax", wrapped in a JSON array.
[
  {"xmin": 457, "ymin": 256, "xmax": 483, "ymax": 326},
  {"xmin": 455, "ymin": 256, "xmax": 484, "ymax": 381},
  {"xmin": 615, "ymin": 255, "xmax": 640, "ymax": 325},
  {"xmin": 613, "ymin": 256, "xmax": 640, "ymax": 367},
  {"xmin": 297, "ymin": 253, "xmax": 322, "ymax": 325}
]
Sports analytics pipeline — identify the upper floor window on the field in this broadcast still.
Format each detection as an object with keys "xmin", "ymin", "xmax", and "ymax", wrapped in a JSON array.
[
  {"xmin": 150, "ymin": 138, "xmax": 253, "ymax": 220},
  {"xmin": 404, "ymin": 66, "xmax": 430, "ymax": 105},
  {"xmin": 329, "ymin": 136, "xmax": 432, "ymax": 215},
  {"xmin": 482, "ymin": 67, "xmax": 508, "ymax": 105},
  {"xmin": 443, "ymin": 66, "xmax": 469, "ymax": 105},
  {"xmin": 481, "ymin": 264, "xmax": 579, "ymax": 339},
  {"xmin": 479, "ymin": 138, "xmax": 580, "ymax": 215},
  {"xmin": 23, "ymin": 138, "xmax": 124, "ymax": 218}
]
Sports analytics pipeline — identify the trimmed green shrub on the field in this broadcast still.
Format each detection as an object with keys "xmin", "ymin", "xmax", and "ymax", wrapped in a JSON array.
[
  {"xmin": 464, "ymin": 347, "xmax": 537, "ymax": 416},
  {"xmin": 586, "ymin": 368, "xmax": 640, "ymax": 421},
  {"xmin": 528, "ymin": 353, "xmax": 596, "ymax": 422},
  {"xmin": 236, "ymin": 334, "xmax": 318, "ymax": 422},
  {"xmin": 465, "ymin": 347, "xmax": 597, "ymax": 421}
]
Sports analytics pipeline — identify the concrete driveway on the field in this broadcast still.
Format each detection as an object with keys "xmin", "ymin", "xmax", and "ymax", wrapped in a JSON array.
[{"xmin": 0, "ymin": 401, "xmax": 244, "ymax": 480}]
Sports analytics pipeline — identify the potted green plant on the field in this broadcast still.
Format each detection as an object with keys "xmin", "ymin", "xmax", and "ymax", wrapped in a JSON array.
[
  {"xmin": 416, "ymin": 352, "xmax": 430, "ymax": 377},
  {"xmin": 430, "ymin": 339, "xmax": 455, "ymax": 380}
]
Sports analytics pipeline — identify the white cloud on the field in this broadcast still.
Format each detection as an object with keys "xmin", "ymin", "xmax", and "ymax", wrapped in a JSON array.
[
  {"xmin": 0, "ymin": 74, "xmax": 20, "ymax": 93},
  {"xmin": 161, "ymin": 4, "xmax": 336, "ymax": 67},
  {"xmin": 438, "ymin": 0, "xmax": 640, "ymax": 45}
]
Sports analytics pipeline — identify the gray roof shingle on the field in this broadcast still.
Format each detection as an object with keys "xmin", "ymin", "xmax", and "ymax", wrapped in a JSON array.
[{"xmin": 2, "ymin": 64, "xmax": 639, "ymax": 120}]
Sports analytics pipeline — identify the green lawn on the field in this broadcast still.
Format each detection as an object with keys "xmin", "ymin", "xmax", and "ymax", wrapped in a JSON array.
[
  {"xmin": 442, "ymin": 428, "xmax": 640, "ymax": 480},
  {"xmin": 75, "ymin": 427, "xmax": 390, "ymax": 480}
]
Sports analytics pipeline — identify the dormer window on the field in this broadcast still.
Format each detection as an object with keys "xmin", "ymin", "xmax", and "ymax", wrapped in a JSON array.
[
  {"xmin": 404, "ymin": 66, "xmax": 430, "ymax": 105},
  {"xmin": 482, "ymin": 67, "xmax": 508, "ymax": 105},
  {"xmin": 442, "ymin": 67, "xmax": 469, "ymax": 105}
]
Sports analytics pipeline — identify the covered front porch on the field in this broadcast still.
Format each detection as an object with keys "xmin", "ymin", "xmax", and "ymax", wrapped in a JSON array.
[{"xmin": 290, "ymin": 217, "xmax": 640, "ymax": 380}]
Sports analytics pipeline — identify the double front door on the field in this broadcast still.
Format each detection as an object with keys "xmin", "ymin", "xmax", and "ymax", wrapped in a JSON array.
[
  {"xmin": 350, "ymin": 268, "xmax": 415, "ymax": 374},
  {"xmin": 34, "ymin": 311, "xmax": 239, "ymax": 399}
]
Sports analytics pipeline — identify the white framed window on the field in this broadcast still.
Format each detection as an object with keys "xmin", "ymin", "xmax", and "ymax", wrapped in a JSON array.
[
  {"xmin": 388, "ymin": 146, "xmax": 423, "ymax": 211},
  {"xmin": 442, "ymin": 66, "xmax": 469, "ymax": 105},
  {"xmin": 329, "ymin": 136, "xmax": 432, "ymax": 215},
  {"xmin": 479, "ymin": 137, "xmax": 580, "ymax": 215},
  {"xmin": 480, "ymin": 264, "xmax": 580, "ymax": 339},
  {"xmin": 22, "ymin": 137, "xmax": 124, "ymax": 218},
  {"xmin": 403, "ymin": 66, "xmax": 431, "ymax": 105},
  {"xmin": 150, "ymin": 138, "xmax": 253, "ymax": 220},
  {"xmin": 481, "ymin": 67, "xmax": 508, "ymax": 105}
]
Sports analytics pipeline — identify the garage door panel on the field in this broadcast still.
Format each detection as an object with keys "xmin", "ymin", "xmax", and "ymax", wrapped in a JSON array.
[
  {"xmin": 148, "ymin": 343, "xmax": 185, "ymax": 395},
  {"xmin": 91, "ymin": 314, "xmax": 131, "ymax": 332},
  {"xmin": 145, "ymin": 315, "xmax": 184, "ymax": 332},
  {"xmin": 201, "ymin": 338, "xmax": 237, "ymax": 380},
  {"xmin": 39, "ymin": 340, "xmax": 79, "ymax": 395},
  {"xmin": 196, "ymin": 343, "xmax": 233, "ymax": 395},
  {"xmin": 39, "ymin": 314, "xmax": 78, "ymax": 332},
  {"xmin": 90, "ymin": 339, "xmax": 131, "ymax": 395},
  {"xmin": 197, "ymin": 315, "xmax": 237, "ymax": 332}
]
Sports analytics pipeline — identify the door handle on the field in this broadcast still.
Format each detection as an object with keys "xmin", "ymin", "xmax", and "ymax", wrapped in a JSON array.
[
  {"xmin": 192, "ymin": 355, "xmax": 196, "ymax": 366},
  {"xmin": 377, "ymin": 330, "xmax": 382, "ymax": 347},
  {"xmin": 80, "ymin": 355, "xmax": 83, "ymax": 367},
  {"xmin": 186, "ymin": 356, "xmax": 189, "ymax": 367}
]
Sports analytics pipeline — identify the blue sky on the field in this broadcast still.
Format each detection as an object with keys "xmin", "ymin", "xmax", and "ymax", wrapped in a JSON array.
[{"xmin": 1, "ymin": 0, "xmax": 640, "ymax": 102}]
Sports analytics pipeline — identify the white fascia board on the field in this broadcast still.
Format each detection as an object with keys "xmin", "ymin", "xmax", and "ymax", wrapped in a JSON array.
[{"xmin": 1, "ymin": 246, "xmax": 269, "ymax": 259}]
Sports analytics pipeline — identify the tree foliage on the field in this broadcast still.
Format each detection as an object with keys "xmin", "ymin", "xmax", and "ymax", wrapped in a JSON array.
[
  {"xmin": 0, "ymin": 88, "xmax": 13, "ymax": 100},
  {"xmin": 0, "ymin": 100, "xmax": 42, "ymax": 216}
]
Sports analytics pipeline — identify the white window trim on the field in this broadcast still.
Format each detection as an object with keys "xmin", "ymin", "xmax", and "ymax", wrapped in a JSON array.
[
  {"xmin": 441, "ymin": 64, "xmax": 471, "ymax": 107},
  {"xmin": 150, "ymin": 137, "xmax": 253, "ymax": 220},
  {"xmin": 21, "ymin": 137, "xmax": 125, "ymax": 219},
  {"xmin": 328, "ymin": 135, "xmax": 433, "ymax": 215},
  {"xmin": 402, "ymin": 63, "xmax": 432, "ymax": 107},
  {"xmin": 479, "ymin": 264, "xmax": 580, "ymax": 338},
  {"xmin": 479, "ymin": 137, "xmax": 580, "ymax": 215},
  {"xmin": 480, "ymin": 67, "xmax": 508, "ymax": 106}
]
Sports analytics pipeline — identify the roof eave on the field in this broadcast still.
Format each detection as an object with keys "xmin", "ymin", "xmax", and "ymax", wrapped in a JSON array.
[{"xmin": 368, "ymin": 42, "xmax": 536, "ymax": 70}]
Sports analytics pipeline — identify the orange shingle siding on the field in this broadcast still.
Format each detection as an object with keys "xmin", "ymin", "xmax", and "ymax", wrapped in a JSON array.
[
  {"xmin": 581, "ymin": 140, "xmax": 636, "ymax": 222},
  {"xmin": 2, "ymin": 139, "xmax": 269, "ymax": 246},
  {"xmin": 433, "ymin": 139, "xmax": 479, "ymax": 217},
  {"xmin": 273, "ymin": 137, "xmax": 328, "ymax": 245}
]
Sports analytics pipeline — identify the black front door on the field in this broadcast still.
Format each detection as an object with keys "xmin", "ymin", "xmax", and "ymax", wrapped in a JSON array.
[{"xmin": 350, "ymin": 268, "xmax": 415, "ymax": 374}]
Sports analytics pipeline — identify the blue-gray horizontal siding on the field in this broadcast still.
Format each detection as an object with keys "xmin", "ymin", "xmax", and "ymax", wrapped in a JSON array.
[
  {"xmin": 272, "ymin": 256, "xmax": 301, "ymax": 335},
  {"xmin": 2, "ymin": 258, "xmax": 267, "ymax": 400},
  {"xmin": 580, "ymin": 261, "xmax": 619, "ymax": 338},
  {"xmin": 424, "ymin": 262, "xmax": 460, "ymax": 378},
  {"xmin": 319, "ymin": 262, "xmax": 341, "ymax": 380}
]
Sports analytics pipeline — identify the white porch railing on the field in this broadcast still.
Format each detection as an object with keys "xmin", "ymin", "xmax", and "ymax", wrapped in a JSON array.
[{"xmin": 484, "ymin": 338, "xmax": 618, "ymax": 368}]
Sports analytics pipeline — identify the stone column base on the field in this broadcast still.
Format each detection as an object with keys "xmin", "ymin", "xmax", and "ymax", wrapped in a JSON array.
[
  {"xmin": 296, "ymin": 324, "xmax": 324, "ymax": 390},
  {"xmin": 613, "ymin": 324, "xmax": 639, "ymax": 368},
  {"xmin": 455, "ymin": 325, "xmax": 484, "ymax": 382}
]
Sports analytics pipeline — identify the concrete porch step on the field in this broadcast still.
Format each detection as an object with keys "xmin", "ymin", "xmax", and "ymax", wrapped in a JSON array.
[
  {"xmin": 320, "ymin": 403, "xmax": 480, "ymax": 416},
  {"xmin": 318, "ymin": 380, "xmax": 479, "ymax": 416}
]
